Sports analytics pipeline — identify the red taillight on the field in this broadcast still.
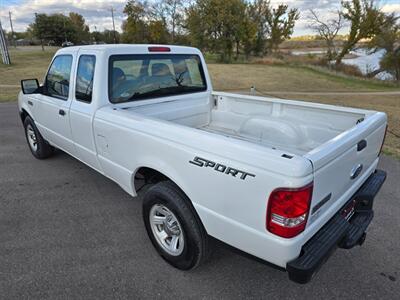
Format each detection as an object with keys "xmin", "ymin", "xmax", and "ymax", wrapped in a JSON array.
[
  {"xmin": 266, "ymin": 183, "xmax": 313, "ymax": 238},
  {"xmin": 378, "ymin": 125, "xmax": 388, "ymax": 156},
  {"xmin": 148, "ymin": 46, "xmax": 171, "ymax": 52}
]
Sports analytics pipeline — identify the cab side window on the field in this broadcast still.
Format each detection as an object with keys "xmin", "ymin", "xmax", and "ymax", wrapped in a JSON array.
[
  {"xmin": 45, "ymin": 55, "xmax": 73, "ymax": 100},
  {"xmin": 75, "ymin": 55, "xmax": 96, "ymax": 103}
]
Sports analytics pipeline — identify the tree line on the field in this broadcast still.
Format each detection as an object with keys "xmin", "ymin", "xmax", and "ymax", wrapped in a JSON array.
[
  {"xmin": 25, "ymin": 0, "xmax": 299, "ymax": 62},
  {"xmin": 121, "ymin": 0, "xmax": 299, "ymax": 62},
  {"xmin": 25, "ymin": 12, "xmax": 120, "ymax": 46},
  {"xmin": 7, "ymin": 0, "xmax": 399, "ymax": 79}
]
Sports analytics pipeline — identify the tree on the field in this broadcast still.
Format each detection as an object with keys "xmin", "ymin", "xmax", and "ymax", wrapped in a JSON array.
[
  {"xmin": 121, "ymin": 0, "xmax": 298, "ymax": 60},
  {"xmin": 29, "ymin": 12, "xmax": 91, "ymax": 45},
  {"xmin": 265, "ymin": 4, "xmax": 299, "ymax": 53},
  {"xmin": 247, "ymin": 0, "xmax": 299, "ymax": 55},
  {"xmin": 241, "ymin": 7, "xmax": 258, "ymax": 58},
  {"xmin": 335, "ymin": 0, "xmax": 386, "ymax": 65},
  {"xmin": 29, "ymin": 13, "xmax": 77, "ymax": 46},
  {"xmin": 92, "ymin": 30, "xmax": 121, "ymax": 44},
  {"xmin": 185, "ymin": 0, "xmax": 248, "ymax": 62},
  {"xmin": 367, "ymin": 13, "xmax": 400, "ymax": 80},
  {"xmin": 247, "ymin": 0, "xmax": 270, "ymax": 56},
  {"xmin": 308, "ymin": 9, "xmax": 343, "ymax": 60},
  {"xmin": 162, "ymin": 0, "xmax": 185, "ymax": 43},
  {"xmin": 148, "ymin": 0, "xmax": 183, "ymax": 43},
  {"xmin": 148, "ymin": 20, "xmax": 170, "ymax": 43},
  {"xmin": 91, "ymin": 30, "xmax": 102, "ymax": 44},
  {"xmin": 185, "ymin": 3, "xmax": 206, "ymax": 50},
  {"xmin": 30, "ymin": 13, "xmax": 47, "ymax": 48},
  {"xmin": 122, "ymin": 0, "xmax": 150, "ymax": 43},
  {"xmin": 122, "ymin": 0, "xmax": 171, "ymax": 44},
  {"xmin": 69, "ymin": 12, "xmax": 90, "ymax": 43}
]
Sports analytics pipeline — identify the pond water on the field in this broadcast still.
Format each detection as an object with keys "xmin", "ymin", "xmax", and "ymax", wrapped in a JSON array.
[
  {"xmin": 342, "ymin": 48, "xmax": 393, "ymax": 80},
  {"xmin": 292, "ymin": 50, "xmax": 327, "ymax": 55},
  {"xmin": 292, "ymin": 48, "xmax": 393, "ymax": 80}
]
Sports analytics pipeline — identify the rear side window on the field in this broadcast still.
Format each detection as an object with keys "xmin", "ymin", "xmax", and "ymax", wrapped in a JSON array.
[
  {"xmin": 108, "ymin": 54, "xmax": 207, "ymax": 103},
  {"xmin": 45, "ymin": 55, "xmax": 73, "ymax": 100},
  {"xmin": 75, "ymin": 55, "xmax": 96, "ymax": 103}
]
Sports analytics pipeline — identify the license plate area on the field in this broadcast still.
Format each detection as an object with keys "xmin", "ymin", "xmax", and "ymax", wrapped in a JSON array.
[{"xmin": 341, "ymin": 199, "xmax": 356, "ymax": 221}]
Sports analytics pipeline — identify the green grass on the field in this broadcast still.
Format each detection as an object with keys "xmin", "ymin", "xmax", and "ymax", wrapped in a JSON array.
[
  {"xmin": 297, "ymin": 64, "xmax": 400, "ymax": 91},
  {"xmin": 0, "ymin": 47, "xmax": 57, "ymax": 101},
  {"xmin": 0, "ymin": 87, "xmax": 19, "ymax": 102},
  {"xmin": 208, "ymin": 63, "xmax": 399, "ymax": 92}
]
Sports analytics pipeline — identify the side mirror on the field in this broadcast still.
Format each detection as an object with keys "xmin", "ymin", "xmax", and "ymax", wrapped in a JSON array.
[{"xmin": 21, "ymin": 79, "xmax": 40, "ymax": 94}]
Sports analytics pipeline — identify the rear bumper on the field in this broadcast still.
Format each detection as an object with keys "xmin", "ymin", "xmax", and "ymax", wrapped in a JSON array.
[{"xmin": 286, "ymin": 169, "xmax": 386, "ymax": 284}]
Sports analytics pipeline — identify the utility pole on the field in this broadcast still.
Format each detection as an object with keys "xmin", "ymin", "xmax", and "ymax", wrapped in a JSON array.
[
  {"xmin": 0, "ymin": 20, "xmax": 11, "ymax": 64},
  {"xmin": 9, "ymin": 11, "xmax": 16, "ymax": 48},
  {"xmin": 110, "ymin": 7, "xmax": 117, "ymax": 44}
]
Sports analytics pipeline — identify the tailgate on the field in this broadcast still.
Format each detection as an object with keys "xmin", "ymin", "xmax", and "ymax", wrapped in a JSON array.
[{"xmin": 304, "ymin": 111, "xmax": 387, "ymax": 226}]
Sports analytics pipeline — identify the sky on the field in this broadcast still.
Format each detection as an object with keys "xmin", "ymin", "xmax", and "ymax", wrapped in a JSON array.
[{"xmin": 0, "ymin": 0, "xmax": 399, "ymax": 36}]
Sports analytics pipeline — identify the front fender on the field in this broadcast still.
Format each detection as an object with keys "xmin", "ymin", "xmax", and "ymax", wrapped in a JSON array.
[{"xmin": 18, "ymin": 91, "xmax": 35, "ymax": 123}]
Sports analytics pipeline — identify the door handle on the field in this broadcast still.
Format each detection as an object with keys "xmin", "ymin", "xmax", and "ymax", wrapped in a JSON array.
[
  {"xmin": 59, "ymin": 109, "xmax": 66, "ymax": 116},
  {"xmin": 357, "ymin": 139, "xmax": 367, "ymax": 151}
]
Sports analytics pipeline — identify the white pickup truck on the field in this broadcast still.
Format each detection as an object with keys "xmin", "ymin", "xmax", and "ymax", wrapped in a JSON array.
[{"xmin": 18, "ymin": 44, "xmax": 387, "ymax": 283}]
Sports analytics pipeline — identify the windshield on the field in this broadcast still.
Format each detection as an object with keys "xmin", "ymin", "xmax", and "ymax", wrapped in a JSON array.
[{"xmin": 108, "ymin": 54, "xmax": 207, "ymax": 103}]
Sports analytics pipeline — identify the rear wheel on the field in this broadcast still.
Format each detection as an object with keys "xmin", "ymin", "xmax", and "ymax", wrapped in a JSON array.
[
  {"xmin": 23, "ymin": 116, "xmax": 53, "ymax": 159},
  {"xmin": 143, "ymin": 181, "xmax": 210, "ymax": 270}
]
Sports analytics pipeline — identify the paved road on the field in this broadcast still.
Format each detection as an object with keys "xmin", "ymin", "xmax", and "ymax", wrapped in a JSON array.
[{"xmin": 0, "ymin": 102, "xmax": 399, "ymax": 299}]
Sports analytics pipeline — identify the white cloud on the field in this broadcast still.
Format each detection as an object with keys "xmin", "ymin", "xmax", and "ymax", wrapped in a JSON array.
[
  {"xmin": 382, "ymin": 4, "xmax": 400, "ymax": 14},
  {"xmin": 268, "ymin": 0, "xmax": 345, "ymax": 36},
  {"xmin": 1, "ymin": 0, "xmax": 127, "ymax": 32}
]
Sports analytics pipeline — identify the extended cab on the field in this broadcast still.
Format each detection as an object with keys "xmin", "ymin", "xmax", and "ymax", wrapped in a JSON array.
[{"xmin": 18, "ymin": 45, "xmax": 387, "ymax": 283}]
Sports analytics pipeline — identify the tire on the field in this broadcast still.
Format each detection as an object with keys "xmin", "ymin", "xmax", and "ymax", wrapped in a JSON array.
[
  {"xmin": 143, "ymin": 181, "xmax": 210, "ymax": 270},
  {"xmin": 23, "ymin": 116, "xmax": 53, "ymax": 159}
]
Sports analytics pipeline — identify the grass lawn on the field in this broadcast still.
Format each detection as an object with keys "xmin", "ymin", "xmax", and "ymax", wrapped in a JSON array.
[
  {"xmin": 208, "ymin": 63, "xmax": 399, "ymax": 92},
  {"xmin": 1, "ymin": 46, "xmax": 399, "ymax": 157},
  {"xmin": 0, "ymin": 47, "xmax": 57, "ymax": 102}
]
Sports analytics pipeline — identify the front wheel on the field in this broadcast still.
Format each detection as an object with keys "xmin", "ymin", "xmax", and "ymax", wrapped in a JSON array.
[
  {"xmin": 143, "ymin": 181, "xmax": 210, "ymax": 270},
  {"xmin": 23, "ymin": 116, "xmax": 53, "ymax": 159}
]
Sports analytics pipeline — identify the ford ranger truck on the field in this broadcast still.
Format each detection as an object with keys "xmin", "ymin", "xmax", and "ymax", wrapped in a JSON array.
[{"xmin": 18, "ymin": 45, "xmax": 387, "ymax": 283}]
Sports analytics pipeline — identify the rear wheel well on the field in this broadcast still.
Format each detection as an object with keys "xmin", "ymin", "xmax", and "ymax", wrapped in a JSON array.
[
  {"xmin": 136, "ymin": 167, "xmax": 209, "ymax": 239},
  {"xmin": 134, "ymin": 167, "xmax": 170, "ymax": 193}
]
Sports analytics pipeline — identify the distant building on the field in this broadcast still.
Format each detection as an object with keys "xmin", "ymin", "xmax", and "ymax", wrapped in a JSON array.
[{"xmin": 15, "ymin": 39, "xmax": 31, "ymax": 46}]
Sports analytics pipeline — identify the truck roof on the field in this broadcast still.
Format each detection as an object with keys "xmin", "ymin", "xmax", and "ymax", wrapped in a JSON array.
[{"xmin": 56, "ymin": 44, "xmax": 202, "ymax": 56}]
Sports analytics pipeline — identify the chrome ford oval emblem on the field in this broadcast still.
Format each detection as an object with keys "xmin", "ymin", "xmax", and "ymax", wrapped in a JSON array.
[{"xmin": 350, "ymin": 164, "xmax": 363, "ymax": 180}]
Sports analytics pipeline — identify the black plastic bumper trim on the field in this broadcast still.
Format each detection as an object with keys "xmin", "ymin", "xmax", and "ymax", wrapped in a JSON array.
[{"xmin": 287, "ymin": 169, "xmax": 386, "ymax": 284}]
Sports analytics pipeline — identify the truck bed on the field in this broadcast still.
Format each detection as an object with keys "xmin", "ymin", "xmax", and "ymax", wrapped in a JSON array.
[
  {"xmin": 125, "ymin": 91, "xmax": 374, "ymax": 156},
  {"xmin": 202, "ymin": 93, "xmax": 373, "ymax": 155}
]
